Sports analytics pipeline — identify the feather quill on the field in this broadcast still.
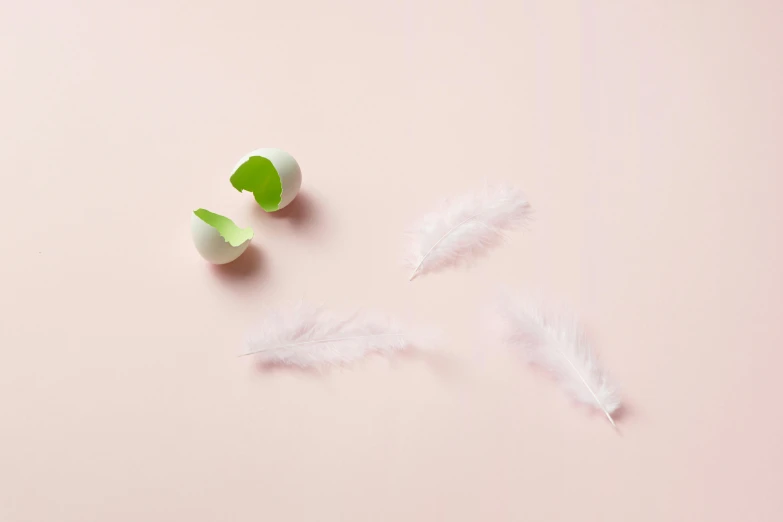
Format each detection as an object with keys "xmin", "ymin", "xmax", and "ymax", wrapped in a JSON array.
[
  {"xmin": 242, "ymin": 304, "xmax": 422, "ymax": 368},
  {"xmin": 494, "ymin": 296, "xmax": 621, "ymax": 427},
  {"xmin": 406, "ymin": 185, "xmax": 530, "ymax": 281}
]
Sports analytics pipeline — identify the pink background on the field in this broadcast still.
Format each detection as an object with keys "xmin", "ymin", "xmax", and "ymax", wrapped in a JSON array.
[{"xmin": 2, "ymin": 1, "xmax": 782, "ymax": 521}]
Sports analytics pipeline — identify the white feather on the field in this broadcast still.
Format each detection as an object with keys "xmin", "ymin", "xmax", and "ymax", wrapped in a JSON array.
[
  {"xmin": 495, "ymin": 296, "xmax": 621, "ymax": 427},
  {"xmin": 406, "ymin": 185, "xmax": 530, "ymax": 281},
  {"xmin": 243, "ymin": 304, "xmax": 421, "ymax": 368}
]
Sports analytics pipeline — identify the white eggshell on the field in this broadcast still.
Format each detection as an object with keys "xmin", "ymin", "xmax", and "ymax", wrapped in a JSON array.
[
  {"xmin": 190, "ymin": 213, "xmax": 251, "ymax": 264},
  {"xmin": 233, "ymin": 148, "xmax": 302, "ymax": 210}
]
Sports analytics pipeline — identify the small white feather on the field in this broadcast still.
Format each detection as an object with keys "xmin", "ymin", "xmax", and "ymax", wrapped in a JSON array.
[
  {"xmin": 243, "ymin": 304, "xmax": 421, "ymax": 368},
  {"xmin": 495, "ymin": 296, "xmax": 621, "ymax": 427},
  {"xmin": 406, "ymin": 185, "xmax": 531, "ymax": 281}
]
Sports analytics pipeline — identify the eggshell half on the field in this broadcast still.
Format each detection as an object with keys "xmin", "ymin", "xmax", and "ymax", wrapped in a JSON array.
[
  {"xmin": 191, "ymin": 213, "xmax": 252, "ymax": 264},
  {"xmin": 232, "ymin": 148, "xmax": 302, "ymax": 210}
]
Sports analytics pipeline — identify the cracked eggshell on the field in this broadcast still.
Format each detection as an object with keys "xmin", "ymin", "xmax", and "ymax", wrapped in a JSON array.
[
  {"xmin": 232, "ymin": 148, "xmax": 302, "ymax": 210},
  {"xmin": 191, "ymin": 210, "xmax": 253, "ymax": 265}
]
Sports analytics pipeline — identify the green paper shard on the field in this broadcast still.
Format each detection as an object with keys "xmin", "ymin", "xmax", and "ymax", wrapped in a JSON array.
[
  {"xmin": 230, "ymin": 156, "xmax": 283, "ymax": 212},
  {"xmin": 193, "ymin": 209, "xmax": 253, "ymax": 246}
]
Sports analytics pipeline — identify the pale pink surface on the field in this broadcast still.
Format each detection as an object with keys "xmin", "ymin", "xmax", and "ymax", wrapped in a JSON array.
[{"xmin": 1, "ymin": 1, "xmax": 782, "ymax": 521}]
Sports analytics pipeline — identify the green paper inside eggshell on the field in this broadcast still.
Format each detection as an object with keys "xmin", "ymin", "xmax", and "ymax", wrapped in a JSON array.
[
  {"xmin": 230, "ymin": 156, "xmax": 283, "ymax": 212},
  {"xmin": 193, "ymin": 209, "xmax": 254, "ymax": 246}
]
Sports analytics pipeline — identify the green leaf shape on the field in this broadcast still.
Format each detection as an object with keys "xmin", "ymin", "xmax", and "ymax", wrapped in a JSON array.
[
  {"xmin": 193, "ymin": 209, "xmax": 254, "ymax": 247},
  {"xmin": 229, "ymin": 156, "xmax": 282, "ymax": 212}
]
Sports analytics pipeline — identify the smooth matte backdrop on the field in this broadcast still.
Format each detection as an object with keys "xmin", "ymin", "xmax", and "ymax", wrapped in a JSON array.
[{"xmin": 2, "ymin": 1, "xmax": 782, "ymax": 521}]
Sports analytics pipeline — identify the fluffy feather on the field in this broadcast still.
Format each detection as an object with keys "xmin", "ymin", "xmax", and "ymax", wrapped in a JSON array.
[
  {"xmin": 494, "ymin": 296, "xmax": 621, "ymax": 427},
  {"xmin": 406, "ymin": 185, "xmax": 530, "ymax": 281},
  {"xmin": 243, "ymin": 304, "xmax": 421, "ymax": 368}
]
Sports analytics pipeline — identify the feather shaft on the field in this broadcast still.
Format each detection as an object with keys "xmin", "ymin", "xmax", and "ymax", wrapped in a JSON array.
[{"xmin": 552, "ymin": 344, "xmax": 618, "ymax": 428}]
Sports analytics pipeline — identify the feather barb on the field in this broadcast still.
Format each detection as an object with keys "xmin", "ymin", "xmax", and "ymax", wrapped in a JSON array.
[
  {"xmin": 494, "ymin": 296, "xmax": 621, "ymax": 427},
  {"xmin": 406, "ymin": 185, "xmax": 530, "ymax": 280},
  {"xmin": 244, "ymin": 304, "xmax": 422, "ymax": 369}
]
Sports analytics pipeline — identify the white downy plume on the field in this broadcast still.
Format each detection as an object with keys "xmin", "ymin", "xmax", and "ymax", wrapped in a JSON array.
[
  {"xmin": 495, "ymin": 296, "xmax": 621, "ymax": 427},
  {"xmin": 406, "ymin": 185, "xmax": 530, "ymax": 281},
  {"xmin": 243, "ymin": 304, "xmax": 424, "ymax": 368}
]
